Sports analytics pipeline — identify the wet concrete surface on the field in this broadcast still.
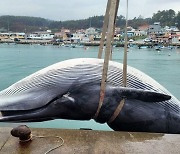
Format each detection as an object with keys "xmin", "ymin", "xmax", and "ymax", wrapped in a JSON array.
[{"xmin": 0, "ymin": 127, "xmax": 180, "ymax": 154}]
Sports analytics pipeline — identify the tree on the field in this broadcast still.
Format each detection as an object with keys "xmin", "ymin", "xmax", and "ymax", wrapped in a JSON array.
[
  {"xmin": 116, "ymin": 15, "xmax": 126, "ymax": 27},
  {"xmin": 175, "ymin": 11, "xmax": 180, "ymax": 29},
  {"xmin": 152, "ymin": 9, "xmax": 176, "ymax": 26}
]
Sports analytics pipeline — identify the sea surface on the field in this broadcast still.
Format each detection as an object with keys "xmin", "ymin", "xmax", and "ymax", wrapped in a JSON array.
[{"xmin": 0, "ymin": 43, "xmax": 179, "ymax": 130}]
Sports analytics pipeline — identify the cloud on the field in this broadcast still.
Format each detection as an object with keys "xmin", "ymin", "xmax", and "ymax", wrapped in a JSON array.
[
  {"xmin": 0, "ymin": 0, "xmax": 179, "ymax": 20},
  {"xmin": 118, "ymin": 0, "xmax": 180, "ymax": 19}
]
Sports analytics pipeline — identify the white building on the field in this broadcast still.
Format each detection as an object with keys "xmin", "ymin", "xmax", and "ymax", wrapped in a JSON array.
[
  {"xmin": 164, "ymin": 26, "xmax": 179, "ymax": 32},
  {"xmin": 26, "ymin": 30, "xmax": 54, "ymax": 40},
  {"xmin": 0, "ymin": 32, "xmax": 25, "ymax": 39},
  {"xmin": 85, "ymin": 27, "xmax": 97, "ymax": 35},
  {"xmin": 134, "ymin": 30, "xmax": 147, "ymax": 36},
  {"xmin": 71, "ymin": 32, "xmax": 85, "ymax": 43}
]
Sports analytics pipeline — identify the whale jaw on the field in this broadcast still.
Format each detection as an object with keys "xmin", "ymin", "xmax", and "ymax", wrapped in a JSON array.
[{"xmin": 0, "ymin": 106, "xmax": 55, "ymax": 122}]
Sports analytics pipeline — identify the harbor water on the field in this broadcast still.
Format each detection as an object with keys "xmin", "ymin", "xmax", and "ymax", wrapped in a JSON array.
[{"xmin": 0, "ymin": 43, "xmax": 179, "ymax": 131}]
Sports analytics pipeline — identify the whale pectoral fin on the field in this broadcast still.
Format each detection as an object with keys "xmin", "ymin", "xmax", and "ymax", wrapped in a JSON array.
[{"xmin": 117, "ymin": 87, "xmax": 171, "ymax": 102}]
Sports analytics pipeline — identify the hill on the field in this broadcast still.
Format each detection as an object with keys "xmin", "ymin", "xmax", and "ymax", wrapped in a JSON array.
[
  {"xmin": 0, "ymin": 16, "xmax": 52, "ymax": 32},
  {"xmin": 0, "ymin": 9, "xmax": 179, "ymax": 32}
]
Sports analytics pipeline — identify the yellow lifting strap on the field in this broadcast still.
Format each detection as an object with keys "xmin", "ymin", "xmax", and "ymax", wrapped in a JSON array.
[
  {"xmin": 123, "ymin": 0, "xmax": 129, "ymax": 87},
  {"xmin": 94, "ymin": 0, "xmax": 129, "ymax": 122},
  {"xmin": 94, "ymin": 0, "xmax": 119, "ymax": 119},
  {"xmin": 108, "ymin": 99, "xmax": 125, "ymax": 123}
]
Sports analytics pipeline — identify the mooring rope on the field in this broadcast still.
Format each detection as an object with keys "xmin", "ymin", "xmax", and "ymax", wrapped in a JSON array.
[{"xmin": 32, "ymin": 135, "xmax": 64, "ymax": 154}]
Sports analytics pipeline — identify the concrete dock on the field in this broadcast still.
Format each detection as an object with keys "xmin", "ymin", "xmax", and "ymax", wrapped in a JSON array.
[{"xmin": 0, "ymin": 127, "xmax": 180, "ymax": 154}]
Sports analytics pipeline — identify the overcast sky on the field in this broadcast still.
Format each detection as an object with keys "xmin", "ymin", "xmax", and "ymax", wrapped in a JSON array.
[{"xmin": 0, "ymin": 0, "xmax": 179, "ymax": 21}]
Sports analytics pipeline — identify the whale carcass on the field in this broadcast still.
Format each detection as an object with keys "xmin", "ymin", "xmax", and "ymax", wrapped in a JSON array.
[{"xmin": 0, "ymin": 58, "xmax": 179, "ymax": 134}]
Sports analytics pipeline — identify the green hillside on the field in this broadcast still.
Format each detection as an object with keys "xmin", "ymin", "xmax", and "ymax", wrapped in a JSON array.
[{"xmin": 0, "ymin": 9, "xmax": 179, "ymax": 32}]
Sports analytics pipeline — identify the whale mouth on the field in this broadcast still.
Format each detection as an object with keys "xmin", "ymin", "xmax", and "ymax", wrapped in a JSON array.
[
  {"xmin": 0, "ymin": 104, "xmax": 54, "ymax": 122},
  {"xmin": 0, "ymin": 91, "xmax": 67, "ymax": 122}
]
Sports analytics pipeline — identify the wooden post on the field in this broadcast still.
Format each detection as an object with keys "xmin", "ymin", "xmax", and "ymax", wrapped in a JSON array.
[{"xmin": 94, "ymin": 0, "xmax": 119, "ymax": 119}]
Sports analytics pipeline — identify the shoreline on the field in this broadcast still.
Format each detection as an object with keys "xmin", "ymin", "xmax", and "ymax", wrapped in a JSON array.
[{"xmin": 0, "ymin": 39, "xmax": 180, "ymax": 47}]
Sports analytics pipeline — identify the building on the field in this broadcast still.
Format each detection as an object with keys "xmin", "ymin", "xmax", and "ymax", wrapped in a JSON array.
[
  {"xmin": 85, "ymin": 27, "xmax": 97, "ymax": 36},
  {"xmin": 71, "ymin": 32, "xmax": 85, "ymax": 43},
  {"xmin": 54, "ymin": 28, "xmax": 71, "ymax": 41},
  {"xmin": 170, "ymin": 31, "xmax": 180, "ymax": 43},
  {"xmin": 134, "ymin": 25, "xmax": 149, "ymax": 36},
  {"xmin": 26, "ymin": 30, "xmax": 54, "ymax": 40},
  {"xmin": 0, "ymin": 32, "xmax": 25, "ymax": 39},
  {"xmin": 164, "ymin": 26, "xmax": 179, "ymax": 32},
  {"xmin": 147, "ymin": 22, "xmax": 163, "ymax": 36},
  {"xmin": 134, "ymin": 30, "xmax": 146, "ymax": 36}
]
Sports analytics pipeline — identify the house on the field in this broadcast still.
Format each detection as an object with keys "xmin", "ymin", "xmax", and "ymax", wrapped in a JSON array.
[
  {"xmin": 170, "ymin": 26, "xmax": 179, "ymax": 32},
  {"xmin": 170, "ymin": 31, "xmax": 180, "ymax": 43},
  {"xmin": 114, "ymin": 34, "xmax": 122, "ymax": 41},
  {"xmin": 0, "ymin": 33, "xmax": 10, "ymax": 39},
  {"xmin": 71, "ymin": 32, "xmax": 85, "ymax": 43},
  {"xmin": 114, "ymin": 27, "xmax": 121, "ymax": 35},
  {"xmin": 126, "ymin": 26, "xmax": 135, "ymax": 37},
  {"xmin": 134, "ymin": 30, "xmax": 147, "ymax": 36},
  {"xmin": 85, "ymin": 27, "xmax": 97, "ymax": 36},
  {"xmin": 135, "ymin": 25, "xmax": 149, "ymax": 36},
  {"xmin": 81, "ymin": 37, "xmax": 90, "ymax": 43},
  {"xmin": 164, "ymin": 26, "xmax": 179, "ymax": 32},
  {"xmin": 0, "ymin": 32, "xmax": 25, "ymax": 39},
  {"xmin": 15, "ymin": 33, "xmax": 25, "ymax": 39},
  {"xmin": 147, "ymin": 22, "xmax": 163, "ymax": 36},
  {"xmin": 54, "ymin": 28, "xmax": 71, "ymax": 41},
  {"xmin": 84, "ymin": 27, "xmax": 99, "ymax": 42}
]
